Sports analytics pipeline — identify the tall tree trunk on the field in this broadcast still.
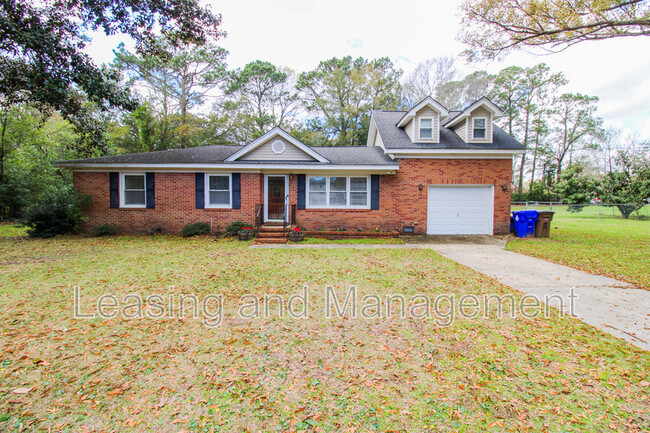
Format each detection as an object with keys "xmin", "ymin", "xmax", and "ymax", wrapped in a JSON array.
[
  {"xmin": 517, "ymin": 111, "xmax": 530, "ymax": 194},
  {"xmin": 529, "ymin": 131, "xmax": 540, "ymax": 192},
  {"xmin": 0, "ymin": 109, "xmax": 8, "ymax": 184},
  {"xmin": 160, "ymin": 91, "xmax": 170, "ymax": 150}
]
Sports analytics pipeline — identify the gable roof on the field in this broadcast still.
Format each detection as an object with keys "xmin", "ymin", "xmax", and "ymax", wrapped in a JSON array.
[
  {"xmin": 55, "ymin": 143, "xmax": 398, "ymax": 169},
  {"xmin": 396, "ymin": 96, "xmax": 450, "ymax": 128},
  {"xmin": 225, "ymin": 127, "xmax": 329, "ymax": 163},
  {"xmin": 372, "ymin": 110, "xmax": 523, "ymax": 150},
  {"xmin": 443, "ymin": 97, "xmax": 504, "ymax": 129}
]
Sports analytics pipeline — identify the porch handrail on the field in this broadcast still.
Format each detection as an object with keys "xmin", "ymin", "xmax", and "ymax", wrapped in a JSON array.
[
  {"xmin": 255, "ymin": 204, "xmax": 263, "ymax": 232},
  {"xmin": 282, "ymin": 194, "xmax": 289, "ymax": 238}
]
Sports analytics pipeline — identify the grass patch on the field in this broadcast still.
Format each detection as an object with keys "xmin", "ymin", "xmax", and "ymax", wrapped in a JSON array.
[
  {"xmin": 0, "ymin": 224, "xmax": 28, "ymax": 238},
  {"xmin": 0, "ymin": 235, "xmax": 648, "ymax": 431},
  {"xmin": 297, "ymin": 236, "xmax": 404, "ymax": 244},
  {"xmin": 507, "ymin": 205, "xmax": 650, "ymax": 289}
]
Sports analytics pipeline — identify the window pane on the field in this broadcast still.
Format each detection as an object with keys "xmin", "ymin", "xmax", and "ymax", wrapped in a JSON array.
[
  {"xmin": 309, "ymin": 176, "xmax": 326, "ymax": 192},
  {"xmin": 330, "ymin": 177, "xmax": 346, "ymax": 192},
  {"xmin": 309, "ymin": 191, "xmax": 326, "ymax": 206},
  {"xmin": 210, "ymin": 191, "xmax": 230, "ymax": 205},
  {"xmin": 209, "ymin": 176, "xmax": 229, "ymax": 191},
  {"xmin": 124, "ymin": 190, "xmax": 145, "ymax": 205},
  {"xmin": 474, "ymin": 118, "xmax": 486, "ymax": 128},
  {"xmin": 473, "ymin": 128, "xmax": 486, "ymax": 139},
  {"xmin": 350, "ymin": 177, "xmax": 367, "ymax": 192},
  {"xmin": 350, "ymin": 192, "xmax": 367, "ymax": 206},
  {"xmin": 420, "ymin": 119, "xmax": 432, "ymax": 128},
  {"xmin": 420, "ymin": 128, "xmax": 433, "ymax": 138},
  {"xmin": 329, "ymin": 192, "xmax": 347, "ymax": 206},
  {"xmin": 124, "ymin": 175, "xmax": 144, "ymax": 190}
]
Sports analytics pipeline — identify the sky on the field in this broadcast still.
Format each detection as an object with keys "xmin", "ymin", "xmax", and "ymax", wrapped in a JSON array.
[{"xmin": 87, "ymin": 0, "xmax": 650, "ymax": 141}]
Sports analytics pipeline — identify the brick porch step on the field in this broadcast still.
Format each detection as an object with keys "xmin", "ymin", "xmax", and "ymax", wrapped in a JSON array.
[
  {"xmin": 258, "ymin": 225, "xmax": 285, "ymax": 232},
  {"xmin": 255, "ymin": 237, "xmax": 288, "ymax": 244},
  {"xmin": 258, "ymin": 231, "xmax": 287, "ymax": 238}
]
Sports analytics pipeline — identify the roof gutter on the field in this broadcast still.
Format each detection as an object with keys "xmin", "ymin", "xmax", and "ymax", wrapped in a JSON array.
[
  {"xmin": 386, "ymin": 148, "xmax": 524, "ymax": 158},
  {"xmin": 54, "ymin": 162, "xmax": 400, "ymax": 172}
]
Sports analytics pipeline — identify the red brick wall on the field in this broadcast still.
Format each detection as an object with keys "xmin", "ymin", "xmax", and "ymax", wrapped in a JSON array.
[
  {"xmin": 296, "ymin": 159, "xmax": 512, "ymax": 235},
  {"xmin": 73, "ymin": 158, "xmax": 512, "ymax": 235},
  {"xmin": 74, "ymin": 172, "xmax": 263, "ymax": 233},
  {"xmin": 383, "ymin": 158, "xmax": 513, "ymax": 235}
]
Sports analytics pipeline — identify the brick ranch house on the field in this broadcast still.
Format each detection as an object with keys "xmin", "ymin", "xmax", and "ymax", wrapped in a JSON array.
[{"xmin": 57, "ymin": 96, "xmax": 524, "ymax": 235}]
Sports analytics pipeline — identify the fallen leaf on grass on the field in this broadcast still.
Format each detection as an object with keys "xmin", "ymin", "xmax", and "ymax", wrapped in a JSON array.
[{"xmin": 13, "ymin": 387, "xmax": 32, "ymax": 394}]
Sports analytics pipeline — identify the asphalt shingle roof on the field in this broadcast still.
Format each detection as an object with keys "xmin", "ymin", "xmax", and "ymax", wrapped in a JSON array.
[
  {"xmin": 58, "ymin": 144, "xmax": 398, "ymax": 166},
  {"xmin": 372, "ymin": 110, "xmax": 524, "ymax": 150}
]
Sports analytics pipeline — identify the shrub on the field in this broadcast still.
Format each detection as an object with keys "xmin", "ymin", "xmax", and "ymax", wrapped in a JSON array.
[
  {"xmin": 181, "ymin": 222, "xmax": 210, "ymax": 237},
  {"xmin": 554, "ymin": 164, "xmax": 599, "ymax": 205},
  {"xmin": 93, "ymin": 223, "xmax": 119, "ymax": 236},
  {"xmin": 225, "ymin": 221, "xmax": 249, "ymax": 237},
  {"xmin": 25, "ymin": 192, "xmax": 92, "ymax": 238}
]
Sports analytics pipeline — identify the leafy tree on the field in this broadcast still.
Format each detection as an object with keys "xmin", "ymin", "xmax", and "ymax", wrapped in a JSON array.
[
  {"xmin": 297, "ymin": 56, "xmax": 402, "ymax": 146},
  {"xmin": 203, "ymin": 100, "xmax": 260, "ymax": 145},
  {"xmin": 554, "ymin": 164, "xmax": 600, "ymax": 211},
  {"xmin": 435, "ymin": 71, "xmax": 493, "ymax": 110},
  {"xmin": 224, "ymin": 61, "xmax": 299, "ymax": 135},
  {"xmin": 114, "ymin": 35, "xmax": 228, "ymax": 148},
  {"xmin": 549, "ymin": 93, "xmax": 603, "ymax": 181},
  {"xmin": 0, "ymin": 106, "xmax": 81, "ymax": 219},
  {"xmin": 459, "ymin": 0, "xmax": 650, "ymax": 60},
  {"xmin": 598, "ymin": 152, "xmax": 650, "ymax": 218},
  {"xmin": 0, "ymin": 0, "xmax": 224, "ymax": 145},
  {"xmin": 491, "ymin": 64, "xmax": 567, "ymax": 193},
  {"xmin": 528, "ymin": 117, "xmax": 554, "ymax": 191},
  {"xmin": 401, "ymin": 56, "xmax": 458, "ymax": 107}
]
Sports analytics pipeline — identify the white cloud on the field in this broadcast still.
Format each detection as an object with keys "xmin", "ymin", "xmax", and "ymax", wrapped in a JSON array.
[{"xmin": 83, "ymin": 0, "xmax": 650, "ymax": 140}]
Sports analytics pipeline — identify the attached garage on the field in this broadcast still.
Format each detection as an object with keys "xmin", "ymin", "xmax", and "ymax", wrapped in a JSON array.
[{"xmin": 427, "ymin": 185, "xmax": 494, "ymax": 235}]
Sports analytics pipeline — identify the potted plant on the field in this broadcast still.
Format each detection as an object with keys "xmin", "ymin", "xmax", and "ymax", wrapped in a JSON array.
[
  {"xmin": 238, "ymin": 226, "xmax": 255, "ymax": 241},
  {"xmin": 288, "ymin": 227, "xmax": 304, "ymax": 242}
]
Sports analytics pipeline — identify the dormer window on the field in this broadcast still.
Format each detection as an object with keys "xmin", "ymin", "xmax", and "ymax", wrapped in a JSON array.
[
  {"xmin": 419, "ymin": 118, "xmax": 433, "ymax": 139},
  {"xmin": 472, "ymin": 118, "xmax": 487, "ymax": 139}
]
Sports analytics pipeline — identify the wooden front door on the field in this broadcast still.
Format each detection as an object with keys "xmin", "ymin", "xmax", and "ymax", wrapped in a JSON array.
[{"xmin": 267, "ymin": 176, "xmax": 286, "ymax": 220}]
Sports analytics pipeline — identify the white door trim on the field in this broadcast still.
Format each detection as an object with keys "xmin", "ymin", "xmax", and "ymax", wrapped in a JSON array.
[{"xmin": 264, "ymin": 174, "xmax": 289, "ymax": 223}]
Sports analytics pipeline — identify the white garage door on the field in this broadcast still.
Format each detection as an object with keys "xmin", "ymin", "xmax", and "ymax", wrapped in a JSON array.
[{"xmin": 427, "ymin": 185, "xmax": 494, "ymax": 235}]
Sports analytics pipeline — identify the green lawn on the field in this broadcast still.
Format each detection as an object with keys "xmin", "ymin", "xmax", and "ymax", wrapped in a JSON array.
[
  {"xmin": 0, "ymin": 223, "xmax": 28, "ymax": 238},
  {"xmin": 1, "ymin": 234, "xmax": 648, "ymax": 432},
  {"xmin": 507, "ymin": 205, "xmax": 650, "ymax": 289}
]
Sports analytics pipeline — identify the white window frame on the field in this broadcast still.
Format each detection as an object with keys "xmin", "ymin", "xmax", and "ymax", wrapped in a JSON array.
[
  {"xmin": 472, "ymin": 117, "xmax": 487, "ymax": 140},
  {"xmin": 120, "ymin": 172, "xmax": 146, "ymax": 208},
  {"xmin": 306, "ymin": 175, "xmax": 370, "ymax": 209},
  {"xmin": 418, "ymin": 117, "xmax": 434, "ymax": 140},
  {"xmin": 205, "ymin": 173, "xmax": 233, "ymax": 209}
]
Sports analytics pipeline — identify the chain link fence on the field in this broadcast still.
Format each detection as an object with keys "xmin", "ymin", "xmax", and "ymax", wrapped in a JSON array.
[{"xmin": 512, "ymin": 202, "xmax": 650, "ymax": 220}]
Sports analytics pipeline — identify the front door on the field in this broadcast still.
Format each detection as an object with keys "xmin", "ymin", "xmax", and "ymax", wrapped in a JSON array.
[{"xmin": 266, "ymin": 176, "xmax": 286, "ymax": 221}]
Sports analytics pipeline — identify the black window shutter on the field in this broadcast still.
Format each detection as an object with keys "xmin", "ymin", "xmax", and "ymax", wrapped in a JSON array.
[
  {"xmin": 297, "ymin": 174, "xmax": 306, "ymax": 210},
  {"xmin": 195, "ymin": 173, "xmax": 205, "ymax": 209},
  {"xmin": 145, "ymin": 172, "xmax": 155, "ymax": 209},
  {"xmin": 370, "ymin": 175, "xmax": 380, "ymax": 210},
  {"xmin": 109, "ymin": 172, "xmax": 119, "ymax": 208},
  {"xmin": 232, "ymin": 173, "xmax": 241, "ymax": 209}
]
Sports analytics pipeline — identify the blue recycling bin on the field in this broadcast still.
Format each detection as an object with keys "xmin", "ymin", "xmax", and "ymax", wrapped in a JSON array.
[{"xmin": 512, "ymin": 210, "xmax": 539, "ymax": 237}]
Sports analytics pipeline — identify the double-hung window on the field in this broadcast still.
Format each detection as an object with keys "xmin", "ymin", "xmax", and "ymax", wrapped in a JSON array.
[
  {"xmin": 121, "ymin": 173, "xmax": 146, "ymax": 207},
  {"xmin": 472, "ymin": 118, "xmax": 487, "ymax": 139},
  {"xmin": 307, "ymin": 176, "xmax": 369, "ymax": 209},
  {"xmin": 419, "ymin": 118, "xmax": 433, "ymax": 139},
  {"xmin": 206, "ymin": 174, "xmax": 231, "ymax": 208}
]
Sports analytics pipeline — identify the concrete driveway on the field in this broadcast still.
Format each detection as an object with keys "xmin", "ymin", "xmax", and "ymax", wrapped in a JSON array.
[{"xmin": 431, "ymin": 244, "xmax": 649, "ymax": 350}]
